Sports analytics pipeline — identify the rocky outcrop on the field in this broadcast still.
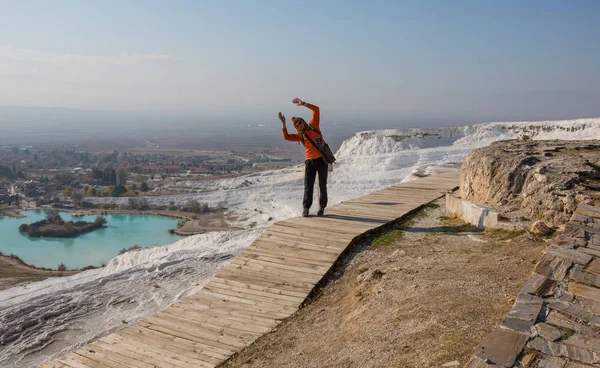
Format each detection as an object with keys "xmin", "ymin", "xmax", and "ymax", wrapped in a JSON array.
[{"xmin": 460, "ymin": 140, "xmax": 600, "ymax": 226}]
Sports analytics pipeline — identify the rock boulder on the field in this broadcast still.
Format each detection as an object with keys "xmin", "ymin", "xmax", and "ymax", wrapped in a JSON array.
[{"xmin": 460, "ymin": 140, "xmax": 600, "ymax": 226}]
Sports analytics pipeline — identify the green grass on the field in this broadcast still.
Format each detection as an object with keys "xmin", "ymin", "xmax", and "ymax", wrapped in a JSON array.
[
  {"xmin": 484, "ymin": 228, "xmax": 526, "ymax": 241},
  {"xmin": 357, "ymin": 266, "xmax": 369, "ymax": 274},
  {"xmin": 370, "ymin": 229, "xmax": 405, "ymax": 249}
]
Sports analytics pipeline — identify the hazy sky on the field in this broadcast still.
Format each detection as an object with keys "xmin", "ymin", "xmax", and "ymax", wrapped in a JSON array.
[{"xmin": 1, "ymin": 0, "xmax": 599, "ymax": 123}]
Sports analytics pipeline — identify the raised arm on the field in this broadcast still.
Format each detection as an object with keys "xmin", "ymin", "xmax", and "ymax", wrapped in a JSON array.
[
  {"xmin": 293, "ymin": 98, "xmax": 320, "ymax": 130},
  {"xmin": 279, "ymin": 112, "xmax": 299, "ymax": 142}
]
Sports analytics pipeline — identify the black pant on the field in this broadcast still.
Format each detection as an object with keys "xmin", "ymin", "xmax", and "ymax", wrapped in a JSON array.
[{"xmin": 303, "ymin": 158, "xmax": 328, "ymax": 209}]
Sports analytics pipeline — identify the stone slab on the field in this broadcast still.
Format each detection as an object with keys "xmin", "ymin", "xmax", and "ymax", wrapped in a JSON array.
[
  {"xmin": 465, "ymin": 356, "xmax": 495, "ymax": 368},
  {"xmin": 539, "ymin": 356, "xmax": 568, "ymax": 368},
  {"xmin": 586, "ymin": 259, "xmax": 600, "ymax": 276},
  {"xmin": 571, "ymin": 269, "xmax": 600, "ymax": 288},
  {"xmin": 503, "ymin": 293, "xmax": 543, "ymax": 326},
  {"xmin": 563, "ymin": 334, "xmax": 600, "ymax": 354},
  {"xmin": 535, "ymin": 254, "xmax": 573, "ymax": 281},
  {"xmin": 474, "ymin": 328, "xmax": 528, "ymax": 367},
  {"xmin": 523, "ymin": 274, "xmax": 558, "ymax": 297},
  {"xmin": 527, "ymin": 338, "xmax": 600, "ymax": 365},
  {"xmin": 548, "ymin": 300, "xmax": 597, "ymax": 324},
  {"xmin": 580, "ymin": 247, "xmax": 600, "ymax": 257},
  {"xmin": 535, "ymin": 323, "xmax": 563, "ymax": 342},
  {"xmin": 569, "ymin": 283, "xmax": 600, "ymax": 304},
  {"xmin": 445, "ymin": 193, "xmax": 500, "ymax": 229},
  {"xmin": 545, "ymin": 245, "xmax": 593, "ymax": 265},
  {"xmin": 564, "ymin": 223, "xmax": 587, "ymax": 239},
  {"xmin": 546, "ymin": 311, "xmax": 597, "ymax": 336}
]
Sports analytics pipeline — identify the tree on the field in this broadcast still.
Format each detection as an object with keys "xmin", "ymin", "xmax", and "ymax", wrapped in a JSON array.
[
  {"xmin": 56, "ymin": 173, "xmax": 74, "ymax": 186},
  {"xmin": 63, "ymin": 187, "xmax": 73, "ymax": 197},
  {"xmin": 94, "ymin": 216, "xmax": 107, "ymax": 225},
  {"xmin": 57, "ymin": 263, "xmax": 67, "ymax": 272},
  {"xmin": 116, "ymin": 168, "xmax": 127, "ymax": 186},
  {"xmin": 71, "ymin": 191, "xmax": 84, "ymax": 206},
  {"xmin": 110, "ymin": 184, "xmax": 127, "ymax": 197},
  {"xmin": 46, "ymin": 209, "xmax": 62, "ymax": 223},
  {"xmin": 140, "ymin": 182, "xmax": 149, "ymax": 192},
  {"xmin": 0, "ymin": 165, "xmax": 16, "ymax": 180}
]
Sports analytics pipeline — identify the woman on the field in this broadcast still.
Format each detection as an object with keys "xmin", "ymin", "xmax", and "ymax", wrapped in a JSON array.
[{"xmin": 279, "ymin": 98, "xmax": 328, "ymax": 217}]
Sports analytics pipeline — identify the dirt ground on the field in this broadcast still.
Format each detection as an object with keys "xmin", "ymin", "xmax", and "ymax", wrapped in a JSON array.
[
  {"xmin": 0, "ymin": 255, "xmax": 78, "ymax": 291},
  {"xmin": 219, "ymin": 199, "xmax": 546, "ymax": 368}
]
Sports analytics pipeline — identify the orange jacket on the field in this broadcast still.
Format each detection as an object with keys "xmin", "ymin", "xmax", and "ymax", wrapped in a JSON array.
[{"xmin": 282, "ymin": 103, "xmax": 323, "ymax": 160}]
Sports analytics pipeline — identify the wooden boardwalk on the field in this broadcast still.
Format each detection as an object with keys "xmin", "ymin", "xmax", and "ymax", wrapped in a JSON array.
[{"xmin": 42, "ymin": 171, "xmax": 460, "ymax": 368}]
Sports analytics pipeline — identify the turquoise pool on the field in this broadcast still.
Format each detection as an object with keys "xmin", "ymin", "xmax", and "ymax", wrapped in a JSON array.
[{"xmin": 0, "ymin": 210, "xmax": 181, "ymax": 270}]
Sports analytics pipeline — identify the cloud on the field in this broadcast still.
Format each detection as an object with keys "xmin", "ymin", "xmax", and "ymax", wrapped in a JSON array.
[{"xmin": 0, "ymin": 46, "xmax": 176, "ymax": 66}]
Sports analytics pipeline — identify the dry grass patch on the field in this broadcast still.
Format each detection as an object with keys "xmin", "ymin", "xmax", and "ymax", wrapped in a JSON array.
[{"xmin": 220, "ymin": 199, "xmax": 545, "ymax": 368}]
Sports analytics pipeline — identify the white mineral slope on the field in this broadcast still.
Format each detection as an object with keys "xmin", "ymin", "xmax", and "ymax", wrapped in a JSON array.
[{"xmin": 1, "ymin": 117, "xmax": 599, "ymax": 367}]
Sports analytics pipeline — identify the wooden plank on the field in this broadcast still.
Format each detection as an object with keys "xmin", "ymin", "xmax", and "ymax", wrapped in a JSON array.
[
  {"xmin": 214, "ymin": 267, "xmax": 315, "ymax": 293},
  {"xmin": 40, "ymin": 361, "xmax": 71, "ymax": 368},
  {"xmin": 204, "ymin": 280, "xmax": 304, "ymax": 304},
  {"xmin": 240, "ymin": 247, "xmax": 333, "ymax": 270},
  {"xmin": 167, "ymin": 303, "xmax": 277, "ymax": 332},
  {"xmin": 157, "ymin": 308, "xmax": 268, "ymax": 339},
  {"xmin": 300, "ymin": 213, "xmax": 388, "ymax": 226},
  {"xmin": 277, "ymin": 219, "xmax": 368, "ymax": 236},
  {"xmin": 280, "ymin": 217, "xmax": 375, "ymax": 235},
  {"xmin": 233, "ymin": 255, "xmax": 328, "ymax": 276},
  {"xmin": 211, "ymin": 276, "xmax": 307, "ymax": 300},
  {"xmin": 268, "ymin": 224, "xmax": 355, "ymax": 243},
  {"xmin": 58, "ymin": 353, "xmax": 105, "ymax": 368},
  {"xmin": 102, "ymin": 332, "xmax": 208, "ymax": 368},
  {"xmin": 84, "ymin": 342, "xmax": 156, "ymax": 368},
  {"xmin": 94, "ymin": 338, "xmax": 181, "ymax": 368},
  {"xmin": 330, "ymin": 202, "xmax": 413, "ymax": 216},
  {"xmin": 228, "ymin": 259, "xmax": 325, "ymax": 282},
  {"xmin": 193, "ymin": 289, "xmax": 297, "ymax": 317},
  {"xmin": 251, "ymin": 240, "xmax": 340, "ymax": 263},
  {"xmin": 183, "ymin": 292, "xmax": 291, "ymax": 321},
  {"xmin": 263, "ymin": 228, "xmax": 350, "ymax": 248},
  {"xmin": 202, "ymin": 283, "xmax": 303, "ymax": 308},
  {"xmin": 212, "ymin": 276, "xmax": 307, "ymax": 299},
  {"xmin": 146, "ymin": 312, "xmax": 257, "ymax": 349},
  {"xmin": 114, "ymin": 330, "xmax": 217, "ymax": 368},
  {"xmin": 118, "ymin": 325, "xmax": 227, "ymax": 362},
  {"xmin": 73, "ymin": 350, "xmax": 133, "ymax": 368},
  {"xmin": 41, "ymin": 173, "xmax": 461, "ymax": 368},
  {"xmin": 142, "ymin": 315, "xmax": 245, "ymax": 351},
  {"xmin": 126, "ymin": 324, "xmax": 232, "ymax": 358},
  {"xmin": 262, "ymin": 231, "xmax": 347, "ymax": 251}
]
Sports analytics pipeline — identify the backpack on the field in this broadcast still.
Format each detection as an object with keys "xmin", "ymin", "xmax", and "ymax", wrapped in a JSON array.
[{"xmin": 302, "ymin": 125, "xmax": 336, "ymax": 165}]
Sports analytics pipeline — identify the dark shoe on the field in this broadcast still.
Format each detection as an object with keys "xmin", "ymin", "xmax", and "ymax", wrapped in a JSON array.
[
  {"xmin": 317, "ymin": 207, "xmax": 325, "ymax": 217},
  {"xmin": 302, "ymin": 208, "xmax": 309, "ymax": 217}
]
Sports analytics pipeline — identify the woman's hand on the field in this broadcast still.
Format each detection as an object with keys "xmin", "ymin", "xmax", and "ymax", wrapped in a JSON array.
[
  {"xmin": 278, "ymin": 112, "xmax": 286, "ymax": 126},
  {"xmin": 292, "ymin": 98, "xmax": 305, "ymax": 106}
]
